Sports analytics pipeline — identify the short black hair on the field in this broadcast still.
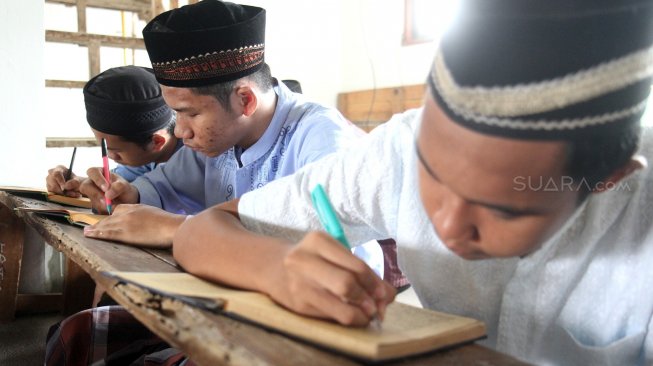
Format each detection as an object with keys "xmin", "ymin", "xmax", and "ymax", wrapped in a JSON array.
[
  {"xmin": 189, "ymin": 63, "xmax": 273, "ymax": 112},
  {"xmin": 565, "ymin": 121, "xmax": 641, "ymax": 198},
  {"xmin": 120, "ymin": 114, "xmax": 176, "ymax": 150}
]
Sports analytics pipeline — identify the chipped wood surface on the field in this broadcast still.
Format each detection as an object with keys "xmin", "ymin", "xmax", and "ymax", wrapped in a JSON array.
[
  {"xmin": 0, "ymin": 196, "xmax": 178, "ymax": 275},
  {"xmin": 105, "ymin": 278, "xmax": 529, "ymax": 366}
]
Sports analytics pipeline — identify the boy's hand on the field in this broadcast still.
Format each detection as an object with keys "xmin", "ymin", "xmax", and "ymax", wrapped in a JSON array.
[
  {"xmin": 81, "ymin": 167, "xmax": 139, "ymax": 214},
  {"xmin": 264, "ymin": 231, "xmax": 396, "ymax": 326},
  {"xmin": 84, "ymin": 204, "xmax": 185, "ymax": 248},
  {"xmin": 46, "ymin": 165, "xmax": 83, "ymax": 197}
]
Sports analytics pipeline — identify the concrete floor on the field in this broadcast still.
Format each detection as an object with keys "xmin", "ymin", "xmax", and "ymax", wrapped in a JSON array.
[{"xmin": 0, "ymin": 312, "xmax": 64, "ymax": 366}]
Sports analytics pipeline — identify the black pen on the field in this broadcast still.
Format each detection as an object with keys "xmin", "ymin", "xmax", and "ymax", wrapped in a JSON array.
[{"xmin": 64, "ymin": 147, "xmax": 77, "ymax": 181}]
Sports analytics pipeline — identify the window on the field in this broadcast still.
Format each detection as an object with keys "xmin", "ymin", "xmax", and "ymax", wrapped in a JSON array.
[{"xmin": 403, "ymin": 0, "xmax": 461, "ymax": 46}]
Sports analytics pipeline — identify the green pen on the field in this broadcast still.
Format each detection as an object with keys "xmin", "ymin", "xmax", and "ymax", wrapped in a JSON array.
[
  {"xmin": 310, "ymin": 183, "xmax": 382, "ymax": 330},
  {"xmin": 311, "ymin": 184, "xmax": 351, "ymax": 250}
]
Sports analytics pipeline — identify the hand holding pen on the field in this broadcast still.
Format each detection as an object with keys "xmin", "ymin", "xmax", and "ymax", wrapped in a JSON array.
[
  {"xmin": 46, "ymin": 147, "xmax": 82, "ymax": 197},
  {"xmin": 101, "ymin": 138, "xmax": 113, "ymax": 214},
  {"xmin": 310, "ymin": 184, "xmax": 394, "ymax": 328},
  {"xmin": 78, "ymin": 167, "xmax": 139, "ymax": 214}
]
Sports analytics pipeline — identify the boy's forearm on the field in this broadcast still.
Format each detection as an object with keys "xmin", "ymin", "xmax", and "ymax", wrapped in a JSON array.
[
  {"xmin": 173, "ymin": 201, "xmax": 291, "ymax": 293},
  {"xmin": 173, "ymin": 199, "xmax": 396, "ymax": 326}
]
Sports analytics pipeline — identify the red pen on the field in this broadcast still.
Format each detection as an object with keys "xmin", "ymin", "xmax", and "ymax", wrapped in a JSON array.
[{"xmin": 100, "ymin": 138, "xmax": 113, "ymax": 214}]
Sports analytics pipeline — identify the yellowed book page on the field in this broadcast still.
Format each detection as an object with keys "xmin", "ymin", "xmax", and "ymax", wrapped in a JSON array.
[
  {"xmin": 17, "ymin": 207, "xmax": 106, "ymax": 226},
  {"xmin": 67, "ymin": 211, "xmax": 105, "ymax": 225},
  {"xmin": 109, "ymin": 271, "xmax": 486, "ymax": 361},
  {"xmin": 47, "ymin": 194, "xmax": 93, "ymax": 209}
]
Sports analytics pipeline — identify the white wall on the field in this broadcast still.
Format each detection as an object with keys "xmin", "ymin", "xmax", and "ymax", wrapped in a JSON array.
[
  {"xmin": 0, "ymin": 0, "xmax": 45, "ymax": 186},
  {"xmin": 241, "ymin": 0, "xmax": 344, "ymax": 106},
  {"xmin": 338, "ymin": 0, "xmax": 437, "ymax": 94},
  {"xmin": 242, "ymin": 0, "xmax": 437, "ymax": 106}
]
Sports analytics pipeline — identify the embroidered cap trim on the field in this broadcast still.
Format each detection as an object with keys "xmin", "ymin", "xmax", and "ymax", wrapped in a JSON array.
[
  {"xmin": 431, "ymin": 45, "xmax": 653, "ymax": 118},
  {"xmin": 152, "ymin": 44, "xmax": 264, "ymax": 81},
  {"xmin": 450, "ymin": 98, "xmax": 647, "ymax": 131}
]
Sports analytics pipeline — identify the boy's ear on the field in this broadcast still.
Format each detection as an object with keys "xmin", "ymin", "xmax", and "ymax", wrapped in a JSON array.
[
  {"xmin": 235, "ymin": 86, "xmax": 257, "ymax": 117},
  {"xmin": 151, "ymin": 133, "xmax": 167, "ymax": 152},
  {"xmin": 593, "ymin": 155, "xmax": 647, "ymax": 193}
]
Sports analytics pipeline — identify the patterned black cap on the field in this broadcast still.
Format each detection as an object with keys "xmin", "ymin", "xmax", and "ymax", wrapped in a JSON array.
[
  {"xmin": 429, "ymin": 0, "xmax": 653, "ymax": 140},
  {"xmin": 142, "ymin": 0, "xmax": 265, "ymax": 87},
  {"xmin": 83, "ymin": 66, "xmax": 173, "ymax": 136}
]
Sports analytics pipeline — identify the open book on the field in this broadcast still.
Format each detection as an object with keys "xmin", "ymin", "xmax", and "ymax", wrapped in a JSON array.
[
  {"xmin": 0, "ymin": 185, "xmax": 92, "ymax": 209},
  {"xmin": 16, "ymin": 207, "xmax": 106, "ymax": 227},
  {"xmin": 104, "ymin": 271, "xmax": 486, "ymax": 361}
]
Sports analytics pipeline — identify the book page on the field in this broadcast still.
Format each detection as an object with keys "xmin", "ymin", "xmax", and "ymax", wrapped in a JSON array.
[
  {"xmin": 67, "ymin": 211, "xmax": 105, "ymax": 225},
  {"xmin": 16, "ymin": 207, "xmax": 106, "ymax": 227}
]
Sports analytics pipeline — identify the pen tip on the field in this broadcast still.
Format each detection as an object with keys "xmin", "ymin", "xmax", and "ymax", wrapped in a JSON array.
[{"xmin": 370, "ymin": 317, "xmax": 382, "ymax": 331}]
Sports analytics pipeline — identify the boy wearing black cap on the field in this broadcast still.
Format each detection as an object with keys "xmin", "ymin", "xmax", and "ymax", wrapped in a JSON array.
[
  {"xmin": 174, "ymin": 0, "xmax": 653, "ymax": 364},
  {"xmin": 79, "ymin": 0, "xmax": 384, "ymax": 275},
  {"xmin": 46, "ymin": 66, "xmax": 182, "ymax": 193}
]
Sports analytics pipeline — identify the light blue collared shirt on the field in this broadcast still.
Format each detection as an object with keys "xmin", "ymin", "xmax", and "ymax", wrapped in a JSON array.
[{"xmin": 132, "ymin": 80, "xmax": 360, "ymax": 214}]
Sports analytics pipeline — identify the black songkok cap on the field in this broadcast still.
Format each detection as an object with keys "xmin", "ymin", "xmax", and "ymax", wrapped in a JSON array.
[
  {"xmin": 142, "ymin": 0, "xmax": 265, "ymax": 87},
  {"xmin": 429, "ymin": 0, "xmax": 653, "ymax": 140},
  {"xmin": 83, "ymin": 66, "xmax": 173, "ymax": 136}
]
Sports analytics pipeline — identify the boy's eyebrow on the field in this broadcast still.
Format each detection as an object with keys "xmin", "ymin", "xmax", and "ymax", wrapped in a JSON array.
[{"xmin": 414, "ymin": 141, "xmax": 546, "ymax": 216}]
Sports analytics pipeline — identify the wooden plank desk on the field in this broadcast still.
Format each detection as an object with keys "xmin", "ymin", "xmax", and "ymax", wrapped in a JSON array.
[{"xmin": 0, "ymin": 192, "xmax": 529, "ymax": 366}]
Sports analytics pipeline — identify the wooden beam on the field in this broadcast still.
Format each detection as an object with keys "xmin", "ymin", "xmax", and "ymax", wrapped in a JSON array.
[
  {"xmin": 76, "ymin": 0, "xmax": 87, "ymax": 33},
  {"xmin": 151, "ymin": 0, "xmax": 165, "ymax": 17},
  {"xmin": 337, "ymin": 84, "xmax": 426, "ymax": 124},
  {"xmin": 88, "ymin": 39, "xmax": 101, "ymax": 78},
  {"xmin": 62, "ymin": 257, "xmax": 95, "ymax": 316},
  {"xmin": 47, "ymin": 0, "xmax": 151, "ymax": 13},
  {"xmin": 46, "ymin": 30, "xmax": 146, "ymax": 49},
  {"xmin": 46, "ymin": 137, "xmax": 99, "ymax": 148},
  {"xmin": 46, "ymin": 80, "xmax": 87, "ymax": 89}
]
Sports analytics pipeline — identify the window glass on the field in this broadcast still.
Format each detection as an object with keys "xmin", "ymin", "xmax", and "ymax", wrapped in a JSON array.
[
  {"xmin": 403, "ymin": 0, "xmax": 460, "ymax": 46},
  {"xmin": 100, "ymin": 47, "xmax": 151, "ymax": 71},
  {"xmin": 44, "ymin": 3, "xmax": 77, "ymax": 32},
  {"xmin": 44, "ymin": 43, "xmax": 89, "ymax": 81},
  {"xmin": 87, "ymin": 8, "xmax": 146, "ymax": 38}
]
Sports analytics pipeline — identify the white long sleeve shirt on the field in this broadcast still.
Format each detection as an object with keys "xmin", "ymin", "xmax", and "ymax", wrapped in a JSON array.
[{"xmin": 238, "ymin": 108, "xmax": 653, "ymax": 365}]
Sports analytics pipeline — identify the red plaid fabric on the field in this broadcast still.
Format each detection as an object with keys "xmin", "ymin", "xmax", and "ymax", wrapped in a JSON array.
[
  {"xmin": 45, "ymin": 305, "xmax": 195, "ymax": 366},
  {"xmin": 379, "ymin": 239, "xmax": 411, "ymax": 292}
]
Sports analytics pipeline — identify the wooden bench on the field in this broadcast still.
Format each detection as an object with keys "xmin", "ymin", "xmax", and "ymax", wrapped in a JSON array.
[
  {"xmin": 0, "ymin": 192, "xmax": 529, "ymax": 365},
  {"xmin": 338, "ymin": 84, "xmax": 426, "ymax": 131}
]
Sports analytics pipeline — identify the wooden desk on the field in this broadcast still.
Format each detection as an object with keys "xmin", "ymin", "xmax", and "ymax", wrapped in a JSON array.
[{"xmin": 0, "ymin": 192, "xmax": 529, "ymax": 366}]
